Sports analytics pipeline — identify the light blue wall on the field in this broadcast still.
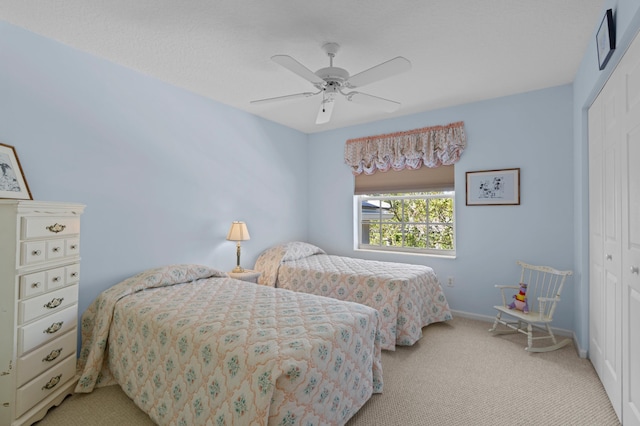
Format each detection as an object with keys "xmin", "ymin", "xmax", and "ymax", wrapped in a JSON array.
[
  {"xmin": 572, "ymin": 2, "xmax": 640, "ymax": 354},
  {"xmin": 307, "ymin": 86, "xmax": 576, "ymax": 331},
  {"xmin": 0, "ymin": 21, "xmax": 309, "ymax": 334}
]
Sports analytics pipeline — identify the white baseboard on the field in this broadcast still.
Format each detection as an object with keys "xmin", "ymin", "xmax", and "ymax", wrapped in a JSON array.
[
  {"xmin": 449, "ymin": 309, "xmax": 495, "ymax": 323},
  {"xmin": 449, "ymin": 309, "xmax": 588, "ymax": 358}
]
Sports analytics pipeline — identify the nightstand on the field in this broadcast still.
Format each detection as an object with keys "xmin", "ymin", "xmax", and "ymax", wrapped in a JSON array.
[{"xmin": 228, "ymin": 269, "xmax": 261, "ymax": 283}]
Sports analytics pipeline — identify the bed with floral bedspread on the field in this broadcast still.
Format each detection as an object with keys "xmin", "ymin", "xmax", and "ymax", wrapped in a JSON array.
[
  {"xmin": 254, "ymin": 242, "xmax": 452, "ymax": 351},
  {"xmin": 76, "ymin": 264, "xmax": 383, "ymax": 426}
]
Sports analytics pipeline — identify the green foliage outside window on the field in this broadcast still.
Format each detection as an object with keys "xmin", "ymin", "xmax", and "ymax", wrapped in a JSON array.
[{"xmin": 362, "ymin": 193, "xmax": 454, "ymax": 251}]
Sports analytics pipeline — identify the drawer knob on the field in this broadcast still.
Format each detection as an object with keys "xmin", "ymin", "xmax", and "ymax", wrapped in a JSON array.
[
  {"xmin": 52, "ymin": 247, "xmax": 61, "ymax": 253},
  {"xmin": 31, "ymin": 250, "xmax": 42, "ymax": 256},
  {"xmin": 70, "ymin": 244, "xmax": 78, "ymax": 250},
  {"xmin": 44, "ymin": 298, "xmax": 64, "ymax": 309},
  {"xmin": 43, "ymin": 348, "xmax": 63, "ymax": 362},
  {"xmin": 52, "ymin": 276, "xmax": 61, "ymax": 283},
  {"xmin": 43, "ymin": 321, "xmax": 63, "ymax": 334},
  {"xmin": 42, "ymin": 374, "xmax": 62, "ymax": 390},
  {"xmin": 31, "ymin": 282, "xmax": 41, "ymax": 289},
  {"xmin": 46, "ymin": 223, "xmax": 66, "ymax": 233},
  {"xmin": 70, "ymin": 272, "xmax": 78, "ymax": 278}
]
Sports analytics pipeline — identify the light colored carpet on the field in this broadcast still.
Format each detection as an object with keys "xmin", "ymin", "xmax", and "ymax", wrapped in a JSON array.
[{"xmin": 35, "ymin": 317, "xmax": 619, "ymax": 425}]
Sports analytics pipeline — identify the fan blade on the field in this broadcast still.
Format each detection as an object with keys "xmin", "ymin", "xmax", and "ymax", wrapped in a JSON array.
[
  {"xmin": 250, "ymin": 92, "xmax": 317, "ymax": 105},
  {"xmin": 346, "ymin": 92, "xmax": 401, "ymax": 113},
  {"xmin": 272, "ymin": 55, "xmax": 325, "ymax": 85},
  {"xmin": 315, "ymin": 98, "xmax": 335, "ymax": 124},
  {"xmin": 346, "ymin": 57, "xmax": 411, "ymax": 88}
]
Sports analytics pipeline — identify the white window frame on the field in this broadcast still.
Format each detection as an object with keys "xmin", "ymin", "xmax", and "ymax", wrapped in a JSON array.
[{"xmin": 355, "ymin": 192, "xmax": 456, "ymax": 257}]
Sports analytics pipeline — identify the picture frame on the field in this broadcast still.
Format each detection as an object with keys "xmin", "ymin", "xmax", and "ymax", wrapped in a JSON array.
[
  {"xmin": 597, "ymin": 8, "xmax": 615, "ymax": 71},
  {"xmin": 466, "ymin": 168, "xmax": 520, "ymax": 206},
  {"xmin": 0, "ymin": 143, "xmax": 32, "ymax": 200}
]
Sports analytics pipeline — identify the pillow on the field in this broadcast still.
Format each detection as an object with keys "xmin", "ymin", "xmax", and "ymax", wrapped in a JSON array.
[
  {"xmin": 281, "ymin": 241, "xmax": 326, "ymax": 262},
  {"xmin": 254, "ymin": 242, "xmax": 326, "ymax": 287},
  {"xmin": 106, "ymin": 264, "xmax": 228, "ymax": 296}
]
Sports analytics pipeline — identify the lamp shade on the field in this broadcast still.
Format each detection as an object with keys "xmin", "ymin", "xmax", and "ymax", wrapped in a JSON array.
[{"xmin": 226, "ymin": 221, "xmax": 250, "ymax": 241}]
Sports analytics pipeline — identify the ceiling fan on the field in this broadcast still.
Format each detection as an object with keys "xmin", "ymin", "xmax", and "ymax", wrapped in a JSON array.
[{"xmin": 251, "ymin": 42, "xmax": 412, "ymax": 124}]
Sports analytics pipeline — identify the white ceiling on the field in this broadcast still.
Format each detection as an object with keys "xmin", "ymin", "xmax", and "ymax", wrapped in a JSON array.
[{"xmin": 1, "ymin": 0, "xmax": 604, "ymax": 134}]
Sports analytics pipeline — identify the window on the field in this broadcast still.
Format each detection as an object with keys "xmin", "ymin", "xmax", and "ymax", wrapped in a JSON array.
[
  {"xmin": 345, "ymin": 122, "xmax": 464, "ymax": 256},
  {"xmin": 356, "ymin": 192, "xmax": 455, "ymax": 256},
  {"xmin": 353, "ymin": 165, "xmax": 455, "ymax": 256}
]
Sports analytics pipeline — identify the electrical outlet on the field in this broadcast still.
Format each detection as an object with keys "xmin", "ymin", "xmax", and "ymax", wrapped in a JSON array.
[{"xmin": 447, "ymin": 276, "xmax": 454, "ymax": 287}]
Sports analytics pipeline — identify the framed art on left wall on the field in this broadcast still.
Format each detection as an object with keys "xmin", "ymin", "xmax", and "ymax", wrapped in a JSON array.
[{"xmin": 0, "ymin": 143, "xmax": 32, "ymax": 200}]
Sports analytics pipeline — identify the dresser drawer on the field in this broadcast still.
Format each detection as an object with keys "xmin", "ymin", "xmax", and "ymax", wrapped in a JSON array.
[
  {"xmin": 45, "ymin": 266, "xmax": 66, "ymax": 289},
  {"xmin": 20, "ymin": 238, "xmax": 81, "ymax": 266},
  {"xmin": 65, "ymin": 263, "xmax": 80, "ymax": 286},
  {"xmin": 25, "ymin": 264, "xmax": 80, "ymax": 292},
  {"xmin": 19, "ymin": 305, "xmax": 77, "ymax": 355},
  {"xmin": 46, "ymin": 239, "xmax": 66, "ymax": 260},
  {"xmin": 21, "ymin": 216, "xmax": 80, "ymax": 239},
  {"xmin": 15, "ymin": 354, "xmax": 76, "ymax": 418},
  {"xmin": 21, "ymin": 240, "xmax": 46, "ymax": 265},
  {"xmin": 19, "ymin": 284, "xmax": 78, "ymax": 325},
  {"xmin": 20, "ymin": 271, "xmax": 46, "ymax": 298},
  {"xmin": 16, "ymin": 330, "xmax": 76, "ymax": 387},
  {"xmin": 65, "ymin": 237, "xmax": 80, "ymax": 256}
]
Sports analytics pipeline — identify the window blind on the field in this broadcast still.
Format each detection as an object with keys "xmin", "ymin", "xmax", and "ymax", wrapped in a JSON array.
[{"xmin": 354, "ymin": 164, "xmax": 454, "ymax": 195}]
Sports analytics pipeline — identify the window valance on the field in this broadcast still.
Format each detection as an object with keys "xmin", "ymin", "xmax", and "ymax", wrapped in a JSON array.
[{"xmin": 344, "ymin": 121, "xmax": 466, "ymax": 175}]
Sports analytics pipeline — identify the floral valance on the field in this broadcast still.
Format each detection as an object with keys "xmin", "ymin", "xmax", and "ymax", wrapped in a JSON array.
[{"xmin": 344, "ymin": 121, "xmax": 466, "ymax": 175}]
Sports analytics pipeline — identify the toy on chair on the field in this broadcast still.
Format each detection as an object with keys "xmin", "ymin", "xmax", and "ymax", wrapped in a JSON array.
[{"xmin": 508, "ymin": 282, "xmax": 529, "ymax": 314}]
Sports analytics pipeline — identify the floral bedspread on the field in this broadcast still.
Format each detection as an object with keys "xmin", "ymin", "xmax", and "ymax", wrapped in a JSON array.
[
  {"xmin": 255, "ymin": 242, "xmax": 452, "ymax": 350},
  {"xmin": 76, "ymin": 264, "xmax": 383, "ymax": 426}
]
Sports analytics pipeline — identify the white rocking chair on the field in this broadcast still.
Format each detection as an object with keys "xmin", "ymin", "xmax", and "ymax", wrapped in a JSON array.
[{"xmin": 489, "ymin": 261, "xmax": 573, "ymax": 352}]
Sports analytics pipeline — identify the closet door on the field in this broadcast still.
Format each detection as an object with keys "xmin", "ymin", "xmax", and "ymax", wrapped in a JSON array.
[
  {"xmin": 589, "ymin": 90, "xmax": 607, "ymax": 378},
  {"xmin": 590, "ymin": 27, "xmax": 640, "ymax": 425},
  {"xmin": 620, "ymin": 32, "xmax": 640, "ymax": 426},
  {"xmin": 601, "ymin": 74, "xmax": 624, "ymax": 419},
  {"xmin": 588, "ymin": 93, "xmax": 606, "ymax": 386}
]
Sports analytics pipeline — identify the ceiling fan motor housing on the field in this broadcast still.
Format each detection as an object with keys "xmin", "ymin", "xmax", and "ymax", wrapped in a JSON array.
[{"xmin": 315, "ymin": 67, "xmax": 350, "ymax": 92}]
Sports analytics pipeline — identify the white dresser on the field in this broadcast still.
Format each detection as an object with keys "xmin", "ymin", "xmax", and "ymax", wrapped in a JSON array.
[{"xmin": 0, "ymin": 200, "xmax": 85, "ymax": 426}]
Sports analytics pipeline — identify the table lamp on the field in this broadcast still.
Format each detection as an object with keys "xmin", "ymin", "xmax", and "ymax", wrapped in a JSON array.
[{"xmin": 226, "ymin": 221, "xmax": 250, "ymax": 273}]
